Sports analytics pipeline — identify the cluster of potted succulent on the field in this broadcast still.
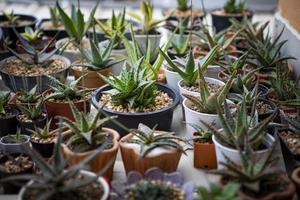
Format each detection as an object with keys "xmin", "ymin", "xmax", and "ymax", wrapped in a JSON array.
[{"xmin": 0, "ymin": 0, "xmax": 300, "ymax": 199}]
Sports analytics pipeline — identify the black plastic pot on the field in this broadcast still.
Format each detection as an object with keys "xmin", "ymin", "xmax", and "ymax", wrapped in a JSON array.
[
  {"xmin": 211, "ymin": 9, "xmax": 253, "ymax": 32},
  {"xmin": 258, "ymin": 84, "xmax": 269, "ymax": 99},
  {"xmin": 0, "ymin": 55, "xmax": 71, "ymax": 92},
  {"xmin": 257, "ymin": 98, "xmax": 278, "ymax": 121},
  {"xmin": 31, "ymin": 140, "xmax": 54, "ymax": 158},
  {"xmin": 0, "ymin": 14, "xmax": 37, "ymax": 48},
  {"xmin": 167, "ymin": 48, "xmax": 187, "ymax": 60},
  {"xmin": 92, "ymin": 83, "xmax": 180, "ymax": 136},
  {"xmin": 0, "ymin": 153, "xmax": 33, "ymax": 194},
  {"xmin": 0, "ymin": 134, "xmax": 30, "ymax": 153},
  {"xmin": 0, "ymin": 108, "xmax": 19, "ymax": 137},
  {"xmin": 36, "ymin": 19, "xmax": 68, "ymax": 40},
  {"xmin": 17, "ymin": 113, "xmax": 47, "ymax": 136}
]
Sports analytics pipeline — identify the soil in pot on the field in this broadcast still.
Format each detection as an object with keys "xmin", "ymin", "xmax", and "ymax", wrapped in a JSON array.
[
  {"xmin": 278, "ymin": 130, "xmax": 300, "ymax": 161},
  {"xmin": 17, "ymin": 113, "xmax": 47, "ymax": 135},
  {"xmin": 0, "ymin": 153, "xmax": 33, "ymax": 194},
  {"xmin": 255, "ymin": 99, "xmax": 277, "ymax": 121},
  {"xmin": 30, "ymin": 134, "xmax": 55, "ymax": 158},
  {"xmin": 0, "ymin": 108, "xmax": 18, "ymax": 137},
  {"xmin": 180, "ymin": 81, "xmax": 222, "ymax": 94}
]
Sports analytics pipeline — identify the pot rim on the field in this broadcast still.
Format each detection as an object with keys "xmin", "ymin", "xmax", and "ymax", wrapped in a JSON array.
[
  {"xmin": 292, "ymin": 166, "xmax": 300, "ymax": 184},
  {"xmin": 72, "ymin": 60, "xmax": 112, "ymax": 72},
  {"xmin": 91, "ymin": 83, "xmax": 180, "ymax": 116},
  {"xmin": 61, "ymin": 127, "xmax": 120, "ymax": 156},
  {"xmin": 0, "ymin": 14, "xmax": 37, "ymax": 28},
  {"xmin": 17, "ymin": 170, "xmax": 109, "ymax": 200},
  {"xmin": 0, "ymin": 55, "xmax": 71, "ymax": 78},
  {"xmin": 211, "ymin": 8, "xmax": 254, "ymax": 17},
  {"xmin": 55, "ymin": 37, "xmax": 89, "ymax": 53},
  {"xmin": 134, "ymin": 32, "xmax": 162, "ymax": 37},
  {"xmin": 0, "ymin": 134, "xmax": 30, "ymax": 145}
]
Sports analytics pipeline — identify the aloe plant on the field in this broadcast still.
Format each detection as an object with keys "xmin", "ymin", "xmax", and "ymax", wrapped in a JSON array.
[
  {"xmin": 100, "ymin": 58, "xmax": 157, "ymax": 110},
  {"xmin": 0, "ymin": 91, "xmax": 10, "ymax": 115},
  {"xmin": 45, "ymin": 75, "xmax": 92, "ymax": 101},
  {"xmin": 28, "ymin": 120, "xmax": 54, "ymax": 140},
  {"xmin": 59, "ymin": 102, "xmax": 116, "ymax": 153},
  {"xmin": 49, "ymin": 6, "xmax": 61, "ymax": 28},
  {"xmin": 195, "ymin": 183, "xmax": 241, "ymax": 200},
  {"xmin": 177, "ymin": 0, "xmax": 190, "ymax": 11},
  {"xmin": 18, "ymin": 99, "xmax": 44, "ymax": 120},
  {"xmin": 159, "ymin": 45, "xmax": 219, "ymax": 87},
  {"xmin": 224, "ymin": 0, "xmax": 246, "ymax": 14},
  {"xmin": 17, "ymin": 85, "xmax": 40, "ymax": 104},
  {"xmin": 96, "ymin": 8, "xmax": 127, "ymax": 49},
  {"xmin": 2, "ymin": 11, "xmax": 19, "ymax": 25},
  {"xmin": 171, "ymin": 18, "xmax": 191, "ymax": 56},
  {"xmin": 21, "ymin": 27, "xmax": 43, "ymax": 43},
  {"xmin": 189, "ymin": 123, "xmax": 213, "ymax": 143},
  {"xmin": 128, "ymin": 0, "xmax": 169, "ymax": 34},
  {"xmin": 124, "ymin": 123, "xmax": 186, "ymax": 157},
  {"xmin": 228, "ymin": 82, "xmax": 260, "ymax": 107},
  {"xmin": 56, "ymin": 0, "xmax": 99, "ymax": 45}
]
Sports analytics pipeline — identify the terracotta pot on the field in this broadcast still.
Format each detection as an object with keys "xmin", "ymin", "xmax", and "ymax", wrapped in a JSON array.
[
  {"xmin": 61, "ymin": 128, "xmax": 119, "ymax": 180},
  {"xmin": 43, "ymin": 90, "xmax": 90, "ymax": 128},
  {"xmin": 120, "ymin": 132, "xmax": 182, "ymax": 175},
  {"xmin": 220, "ymin": 172, "xmax": 295, "ymax": 200},
  {"xmin": 193, "ymin": 140, "xmax": 217, "ymax": 169},
  {"xmin": 292, "ymin": 166, "xmax": 300, "ymax": 197},
  {"xmin": 72, "ymin": 62, "xmax": 111, "ymax": 89}
]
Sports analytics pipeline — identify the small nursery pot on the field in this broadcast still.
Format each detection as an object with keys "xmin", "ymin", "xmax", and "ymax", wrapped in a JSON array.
[
  {"xmin": 120, "ymin": 132, "xmax": 182, "ymax": 175},
  {"xmin": 256, "ymin": 98, "xmax": 278, "ymax": 121},
  {"xmin": 0, "ymin": 55, "xmax": 70, "ymax": 92},
  {"xmin": 0, "ymin": 108, "xmax": 19, "ymax": 137},
  {"xmin": 211, "ymin": 9, "xmax": 253, "ymax": 32},
  {"xmin": 43, "ymin": 90, "xmax": 91, "ymax": 128},
  {"xmin": 91, "ymin": 83, "xmax": 180, "ymax": 136},
  {"xmin": 37, "ymin": 19, "xmax": 68, "ymax": 40},
  {"xmin": 31, "ymin": 139, "xmax": 54, "ymax": 158},
  {"xmin": 17, "ymin": 113, "xmax": 47, "ymax": 136},
  {"xmin": 72, "ymin": 61, "xmax": 111, "ymax": 89},
  {"xmin": 292, "ymin": 166, "xmax": 300, "ymax": 198},
  {"xmin": 0, "ymin": 134, "xmax": 30, "ymax": 153},
  {"xmin": 61, "ymin": 128, "xmax": 120, "ymax": 180},
  {"xmin": 0, "ymin": 153, "xmax": 33, "ymax": 194},
  {"xmin": 164, "ymin": 64, "xmax": 181, "ymax": 93},
  {"xmin": 213, "ymin": 133, "xmax": 275, "ymax": 168},
  {"xmin": 17, "ymin": 170, "xmax": 110, "ymax": 200},
  {"xmin": 8, "ymin": 92, "xmax": 39, "ymax": 109}
]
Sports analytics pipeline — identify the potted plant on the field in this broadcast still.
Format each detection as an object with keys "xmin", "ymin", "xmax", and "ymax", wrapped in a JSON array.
[
  {"xmin": 8, "ymin": 85, "xmax": 41, "ymax": 108},
  {"xmin": 120, "ymin": 123, "xmax": 186, "ymax": 175},
  {"xmin": 29, "ymin": 120, "xmax": 55, "ymax": 158},
  {"xmin": 211, "ymin": 0, "xmax": 253, "ymax": 32},
  {"xmin": 38, "ymin": 6, "xmax": 68, "ymax": 40},
  {"xmin": 92, "ymin": 59, "xmax": 179, "ymax": 135},
  {"xmin": 96, "ymin": 9, "xmax": 128, "ymax": 75},
  {"xmin": 291, "ymin": 165, "xmax": 300, "ymax": 198},
  {"xmin": 0, "ymin": 28, "xmax": 70, "ymax": 92},
  {"xmin": 0, "ymin": 129, "xmax": 30, "ymax": 153},
  {"xmin": 0, "ymin": 153, "xmax": 33, "ymax": 194},
  {"xmin": 72, "ymin": 35, "xmax": 123, "ymax": 89},
  {"xmin": 0, "ymin": 91, "xmax": 18, "ymax": 137},
  {"xmin": 213, "ymin": 146, "xmax": 296, "ymax": 200},
  {"xmin": 163, "ymin": 0, "xmax": 204, "ymax": 21},
  {"xmin": 189, "ymin": 123, "xmax": 217, "ymax": 169},
  {"xmin": 2, "ymin": 132, "xmax": 110, "ymax": 200},
  {"xmin": 195, "ymin": 182, "xmax": 240, "ymax": 200},
  {"xmin": 17, "ymin": 99, "xmax": 47, "ymax": 135},
  {"xmin": 111, "ymin": 167, "xmax": 194, "ymax": 200},
  {"xmin": 206, "ymin": 98, "xmax": 276, "ymax": 166},
  {"xmin": 0, "ymin": 11, "xmax": 37, "ymax": 48},
  {"xmin": 60, "ymin": 102, "xmax": 120, "ymax": 180},
  {"xmin": 127, "ymin": 0, "xmax": 169, "ymax": 54},
  {"xmin": 55, "ymin": 1, "xmax": 98, "ymax": 62},
  {"xmin": 43, "ymin": 75, "xmax": 91, "ymax": 128},
  {"xmin": 0, "ymin": 28, "xmax": 11, "ymax": 60}
]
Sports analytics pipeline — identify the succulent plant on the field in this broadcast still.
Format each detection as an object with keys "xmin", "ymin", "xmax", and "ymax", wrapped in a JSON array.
[
  {"xmin": 45, "ymin": 75, "xmax": 91, "ymax": 101},
  {"xmin": 1, "ymin": 130, "xmax": 111, "ymax": 200},
  {"xmin": 111, "ymin": 167, "xmax": 194, "ymax": 200},
  {"xmin": 128, "ymin": 0, "xmax": 169, "ymax": 34},
  {"xmin": 96, "ymin": 8, "xmax": 127, "ymax": 49},
  {"xmin": 160, "ymin": 45, "xmax": 219, "ymax": 87},
  {"xmin": 6, "ymin": 28, "xmax": 58, "ymax": 66},
  {"xmin": 28, "ymin": 120, "xmax": 54, "ymax": 140},
  {"xmin": 0, "ymin": 91, "xmax": 11, "ymax": 115},
  {"xmin": 100, "ymin": 58, "xmax": 158, "ymax": 110},
  {"xmin": 183, "ymin": 72, "xmax": 235, "ymax": 114},
  {"xmin": 195, "ymin": 183, "xmax": 241, "ymax": 200},
  {"xmin": 18, "ymin": 99, "xmax": 44, "ymax": 120},
  {"xmin": 2, "ymin": 129, "xmax": 28, "ymax": 144},
  {"xmin": 171, "ymin": 18, "xmax": 192, "ymax": 56},
  {"xmin": 2, "ymin": 11, "xmax": 19, "ymax": 25},
  {"xmin": 49, "ymin": 6, "xmax": 61, "ymax": 28},
  {"xmin": 228, "ymin": 82, "xmax": 260, "ymax": 107},
  {"xmin": 17, "ymin": 85, "xmax": 40, "ymax": 104},
  {"xmin": 204, "ymin": 97, "xmax": 276, "ymax": 150},
  {"xmin": 124, "ymin": 123, "xmax": 186, "ymax": 157},
  {"xmin": 20, "ymin": 27, "xmax": 43, "ymax": 43},
  {"xmin": 188, "ymin": 123, "xmax": 213, "ymax": 143},
  {"xmin": 56, "ymin": 0, "xmax": 99, "ymax": 45},
  {"xmin": 59, "ymin": 102, "xmax": 116, "ymax": 153},
  {"xmin": 177, "ymin": 0, "xmax": 190, "ymax": 11},
  {"xmin": 224, "ymin": 0, "xmax": 246, "ymax": 14}
]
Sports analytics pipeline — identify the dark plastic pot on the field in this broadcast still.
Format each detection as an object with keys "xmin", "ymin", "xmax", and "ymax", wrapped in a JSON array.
[
  {"xmin": 258, "ymin": 84, "xmax": 269, "ymax": 99},
  {"xmin": 0, "ymin": 134, "xmax": 30, "ymax": 153},
  {"xmin": 0, "ymin": 108, "xmax": 19, "ymax": 137},
  {"xmin": 31, "ymin": 140, "xmax": 54, "ymax": 158},
  {"xmin": 257, "ymin": 98, "xmax": 278, "ymax": 121},
  {"xmin": 36, "ymin": 19, "xmax": 68, "ymax": 40},
  {"xmin": 91, "ymin": 83, "xmax": 180, "ymax": 136},
  {"xmin": 0, "ymin": 55, "xmax": 71, "ymax": 92},
  {"xmin": 0, "ymin": 153, "xmax": 33, "ymax": 194},
  {"xmin": 211, "ymin": 9, "xmax": 253, "ymax": 32},
  {"xmin": 17, "ymin": 113, "xmax": 47, "ymax": 135},
  {"xmin": 0, "ymin": 14, "xmax": 37, "ymax": 48},
  {"xmin": 0, "ymin": 27, "xmax": 11, "ymax": 61}
]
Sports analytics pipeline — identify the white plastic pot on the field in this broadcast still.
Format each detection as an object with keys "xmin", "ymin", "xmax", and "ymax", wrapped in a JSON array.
[
  {"xmin": 212, "ymin": 134, "xmax": 275, "ymax": 168},
  {"xmin": 17, "ymin": 170, "xmax": 109, "ymax": 200},
  {"xmin": 204, "ymin": 65, "xmax": 224, "ymax": 80},
  {"xmin": 183, "ymin": 98, "xmax": 234, "ymax": 138},
  {"xmin": 134, "ymin": 33, "xmax": 161, "ymax": 55},
  {"xmin": 164, "ymin": 65, "xmax": 181, "ymax": 93},
  {"xmin": 178, "ymin": 77, "xmax": 225, "ymax": 99}
]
